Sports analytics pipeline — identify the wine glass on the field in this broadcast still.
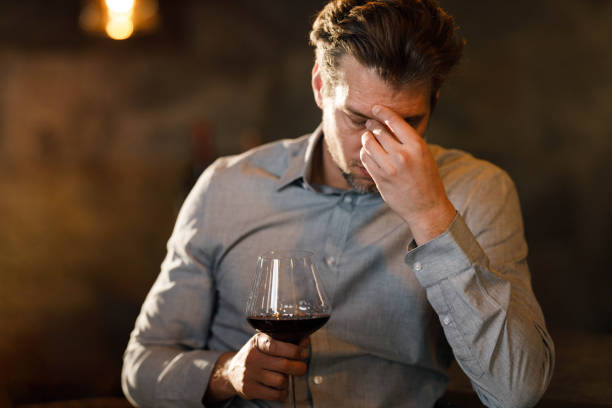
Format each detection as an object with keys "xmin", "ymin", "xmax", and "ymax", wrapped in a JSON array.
[{"xmin": 246, "ymin": 250, "xmax": 332, "ymax": 408}]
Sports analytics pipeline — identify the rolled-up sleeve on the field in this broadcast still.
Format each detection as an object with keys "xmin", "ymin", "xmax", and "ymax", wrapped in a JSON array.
[{"xmin": 405, "ymin": 170, "xmax": 555, "ymax": 408}]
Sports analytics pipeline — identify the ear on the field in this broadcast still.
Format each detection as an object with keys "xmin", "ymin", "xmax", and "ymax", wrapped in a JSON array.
[{"xmin": 311, "ymin": 61, "xmax": 324, "ymax": 109}]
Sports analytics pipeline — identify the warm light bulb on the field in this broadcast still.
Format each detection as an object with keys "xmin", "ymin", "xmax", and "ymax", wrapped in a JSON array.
[
  {"xmin": 105, "ymin": 15, "xmax": 134, "ymax": 40},
  {"xmin": 105, "ymin": 0, "xmax": 135, "ymax": 14}
]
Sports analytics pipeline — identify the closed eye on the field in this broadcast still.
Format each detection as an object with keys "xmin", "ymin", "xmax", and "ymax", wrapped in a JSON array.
[
  {"xmin": 350, "ymin": 118, "xmax": 366, "ymax": 127},
  {"xmin": 346, "ymin": 113, "xmax": 367, "ymax": 128}
]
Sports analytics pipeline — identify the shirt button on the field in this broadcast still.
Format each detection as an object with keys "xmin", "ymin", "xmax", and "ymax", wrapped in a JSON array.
[
  {"xmin": 443, "ymin": 316, "xmax": 451, "ymax": 325},
  {"xmin": 326, "ymin": 257, "xmax": 335, "ymax": 266},
  {"xmin": 413, "ymin": 262, "xmax": 422, "ymax": 272},
  {"xmin": 313, "ymin": 375, "xmax": 323, "ymax": 385}
]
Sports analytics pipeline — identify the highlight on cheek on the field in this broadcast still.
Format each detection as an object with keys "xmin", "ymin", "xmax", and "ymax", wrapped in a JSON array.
[{"xmin": 334, "ymin": 83, "xmax": 350, "ymax": 106}]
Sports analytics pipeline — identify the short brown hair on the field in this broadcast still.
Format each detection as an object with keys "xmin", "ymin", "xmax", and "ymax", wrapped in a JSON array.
[{"xmin": 310, "ymin": 0, "xmax": 464, "ymax": 104}]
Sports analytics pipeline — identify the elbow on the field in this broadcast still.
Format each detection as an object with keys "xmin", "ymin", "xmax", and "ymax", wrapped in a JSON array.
[
  {"xmin": 502, "ymin": 365, "xmax": 554, "ymax": 408},
  {"xmin": 121, "ymin": 365, "xmax": 142, "ymax": 408},
  {"xmin": 121, "ymin": 347, "xmax": 154, "ymax": 408},
  {"xmin": 501, "ymin": 360, "xmax": 553, "ymax": 407},
  {"xmin": 507, "ymin": 330, "xmax": 555, "ymax": 407},
  {"xmin": 502, "ymin": 326, "xmax": 555, "ymax": 407},
  {"xmin": 121, "ymin": 358, "xmax": 143, "ymax": 407},
  {"xmin": 479, "ymin": 349, "xmax": 554, "ymax": 408}
]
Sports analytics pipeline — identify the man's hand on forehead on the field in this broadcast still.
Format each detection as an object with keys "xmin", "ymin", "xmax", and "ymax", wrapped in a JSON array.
[
  {"xmin": 369, "ymin": 105, "xmax": 417, "ymax": 143},
  {"xmin": 359, "ymin": 104, "xmax": 456, "ymax": 245}
]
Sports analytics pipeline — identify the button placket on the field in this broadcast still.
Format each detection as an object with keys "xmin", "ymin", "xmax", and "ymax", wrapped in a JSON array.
[{"xmin": 323, "ymin": 195, "xmax": 353, "ymax": 273}]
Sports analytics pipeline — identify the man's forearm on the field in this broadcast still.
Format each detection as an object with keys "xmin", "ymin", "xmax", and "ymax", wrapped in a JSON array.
[{"xmin": 407, "ymin": 215, "xmax": 554, "ymax": 407}]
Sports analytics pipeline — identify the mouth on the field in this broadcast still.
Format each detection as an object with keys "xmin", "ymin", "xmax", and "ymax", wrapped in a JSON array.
[
  {"xmin": 356, "ymin": 165, "xmax": 371, "ymax": 178},
  {"xmin": 342, "ymin": 163, "xmax": 378, "ymax": 194},
  {"xmin": 346, "ymin": 160, "xmax": 374, "ymax": 183}
]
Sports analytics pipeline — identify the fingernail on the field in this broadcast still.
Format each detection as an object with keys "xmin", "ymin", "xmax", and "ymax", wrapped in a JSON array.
[
  {"xmin": 372, "ymin": 105, "xmax": 381, "ymax": 115},
  {"xmin": 365, "ymin": 119, "xmax": 372, "ymax": 128}
]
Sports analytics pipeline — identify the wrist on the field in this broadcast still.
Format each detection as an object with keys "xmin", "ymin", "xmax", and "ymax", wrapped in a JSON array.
[
  {"xmin": 406, "ymin": 200, "xmax": 456, "ymax": 246},
  {"xmin": 203, "ymin": 352, "xmax": 236, "ymax": 404}
]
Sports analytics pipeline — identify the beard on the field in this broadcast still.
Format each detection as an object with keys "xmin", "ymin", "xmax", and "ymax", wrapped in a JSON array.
[{"xmin": 341, "ymin": 159, "xmax": 379, "ymax": 194}]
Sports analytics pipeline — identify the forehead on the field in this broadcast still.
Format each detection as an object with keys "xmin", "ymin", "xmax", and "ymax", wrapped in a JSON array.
[{"xmin": 331, "ymin": 56, "xmax": 431, "ymax": 116}]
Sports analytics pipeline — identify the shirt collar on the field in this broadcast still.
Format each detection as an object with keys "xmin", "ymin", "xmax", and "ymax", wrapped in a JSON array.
[{"xmin": 276, "ymin": 125, "xmax": 323, "ymax": 191}]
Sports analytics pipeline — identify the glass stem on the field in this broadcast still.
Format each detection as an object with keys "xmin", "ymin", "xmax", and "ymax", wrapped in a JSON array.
[{"xmin": 289, "ymin": 374, "xmax": 296, "ymax": 408}]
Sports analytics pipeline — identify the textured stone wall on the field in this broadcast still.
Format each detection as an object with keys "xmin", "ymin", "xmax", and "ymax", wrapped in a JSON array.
[{"xmin": 0, "ymin": 0, "xmax": 610, "ymax": 404}]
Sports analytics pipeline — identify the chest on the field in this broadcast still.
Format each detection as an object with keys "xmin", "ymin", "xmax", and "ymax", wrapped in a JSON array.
[{"xmin": 211, "ymin": 192, "xmax": 435, "ymax": 362}]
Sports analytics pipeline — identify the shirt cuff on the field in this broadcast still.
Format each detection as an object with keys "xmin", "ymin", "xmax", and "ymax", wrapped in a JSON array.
[{"xmin": 404, "ymin": 213, "xmax": 487, "ymax": 288}]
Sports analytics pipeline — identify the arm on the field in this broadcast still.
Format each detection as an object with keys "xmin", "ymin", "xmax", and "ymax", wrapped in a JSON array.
[
  {"xmin": 361, "ymin": 105, "xmax": 554, "ymax": 408},
  {"xmin": 121, "ymin": 229, "xmax": 224, "ymax": 407},
  {"xmin": 405, "ymin": 182, "xmax": 554, "ymax": 408},
  {"xmin": 122, "ymin": 167, "xmax": 308, "ymax": 407}
]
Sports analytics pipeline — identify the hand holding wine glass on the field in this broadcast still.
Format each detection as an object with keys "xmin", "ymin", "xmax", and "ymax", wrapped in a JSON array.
[
  {"xmin": 204, "ymin": 250, "xmax": 331, "ymax": 405},
  {"xmin": 246, "ymin": 250, "xmax": 332, "ymax": 407},
  {"xmin": 210, "ymin": 332, "xmax": 309, "ymax": 402}
]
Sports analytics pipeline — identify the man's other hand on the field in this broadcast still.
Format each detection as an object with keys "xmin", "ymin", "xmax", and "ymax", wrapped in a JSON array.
[{"xmin": 204, "ymin": 333, "xmax": 309, "ymax": 403}]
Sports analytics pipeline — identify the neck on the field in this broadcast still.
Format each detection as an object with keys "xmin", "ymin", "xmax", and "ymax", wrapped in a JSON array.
[{"xmin": 311, "ymin": 135, "xmax": 349, "ymax": 190}]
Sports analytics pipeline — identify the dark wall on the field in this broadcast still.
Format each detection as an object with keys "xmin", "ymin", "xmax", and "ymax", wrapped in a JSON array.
[
  {"xmin": 436, "ymin": 0, "xmax": 612, "ymax": 334},
  {"xmin": 1, "ymin": 0, "xmax": 610, "ymax": 404}
]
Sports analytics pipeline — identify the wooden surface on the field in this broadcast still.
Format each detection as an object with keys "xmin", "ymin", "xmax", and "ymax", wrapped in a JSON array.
[{"xmin": 16, "ymin": 398, "xmax": 132, "ymax": 408}]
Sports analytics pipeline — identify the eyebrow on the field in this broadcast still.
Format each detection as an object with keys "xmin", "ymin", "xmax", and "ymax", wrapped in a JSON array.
[{"xmin": 344, "ymin": 106, "xmax": 426, "ymax": 125}]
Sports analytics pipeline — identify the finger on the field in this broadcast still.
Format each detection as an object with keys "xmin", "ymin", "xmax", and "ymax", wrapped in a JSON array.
[
  {"xmin": 264, "ymin": 355, "xmax": 308, "ymax": 377},
  {"xmin": 361, "ymin": 131, "xmax": 393, "ymax": 174},
  {"xmin": 257, "ymin": 369, "xmax": 289, "ymax": 390},
  {"xmin": 256, "ymin": 385, "xmax": 288, "ymax": 402},
  {"xmin": 360, "ymin": 146, "xmax": 383, "ymax": 182},
  {"xmin": 371, "ymin": 105, "xmax": 418, "ymax": 144},
  {"xmin": 298, "ymin": 338, "xmax": 310, "ymax": 360},
  {"xmin": 242, "ymin": 381, "xmax": 288, "ymax": 402},
  {"xmin": 365, "ymin": 119, "xmax": 401, "ymax": 152},
  {"xmin": 254, "ymin": 333, "xmax": 302, "ymax": 360},
  {"xmin": 298, "ymin": 337, "xmax": 310, "ymax": 349}
]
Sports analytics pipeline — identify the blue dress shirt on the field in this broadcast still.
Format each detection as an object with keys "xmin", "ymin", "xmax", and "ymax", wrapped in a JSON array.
[{"xmin": 122, "ymin": 127, "xmax": 554, "ymax": 408}]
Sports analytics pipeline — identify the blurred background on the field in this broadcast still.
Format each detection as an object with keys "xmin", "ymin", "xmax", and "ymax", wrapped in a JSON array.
[{"xmin": 0, "ymin": 0, "xmax": 610, "ymax": 407}]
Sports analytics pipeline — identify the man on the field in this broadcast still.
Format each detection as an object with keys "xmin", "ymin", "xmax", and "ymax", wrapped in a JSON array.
[{"xmin": 122, "ymin": 1, "xmax": 555, "ymax": 407}]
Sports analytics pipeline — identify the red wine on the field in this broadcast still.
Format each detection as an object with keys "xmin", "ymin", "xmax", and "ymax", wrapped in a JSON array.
[{"xmin": 247, "ymin": 314, "xmax": 330, "ymax": 344}]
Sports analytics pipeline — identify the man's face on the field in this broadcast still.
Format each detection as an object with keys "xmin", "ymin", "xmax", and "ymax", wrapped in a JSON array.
[{"xmin": 312, "ymin": 55, "xmax": 433, "ymax": 193}]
